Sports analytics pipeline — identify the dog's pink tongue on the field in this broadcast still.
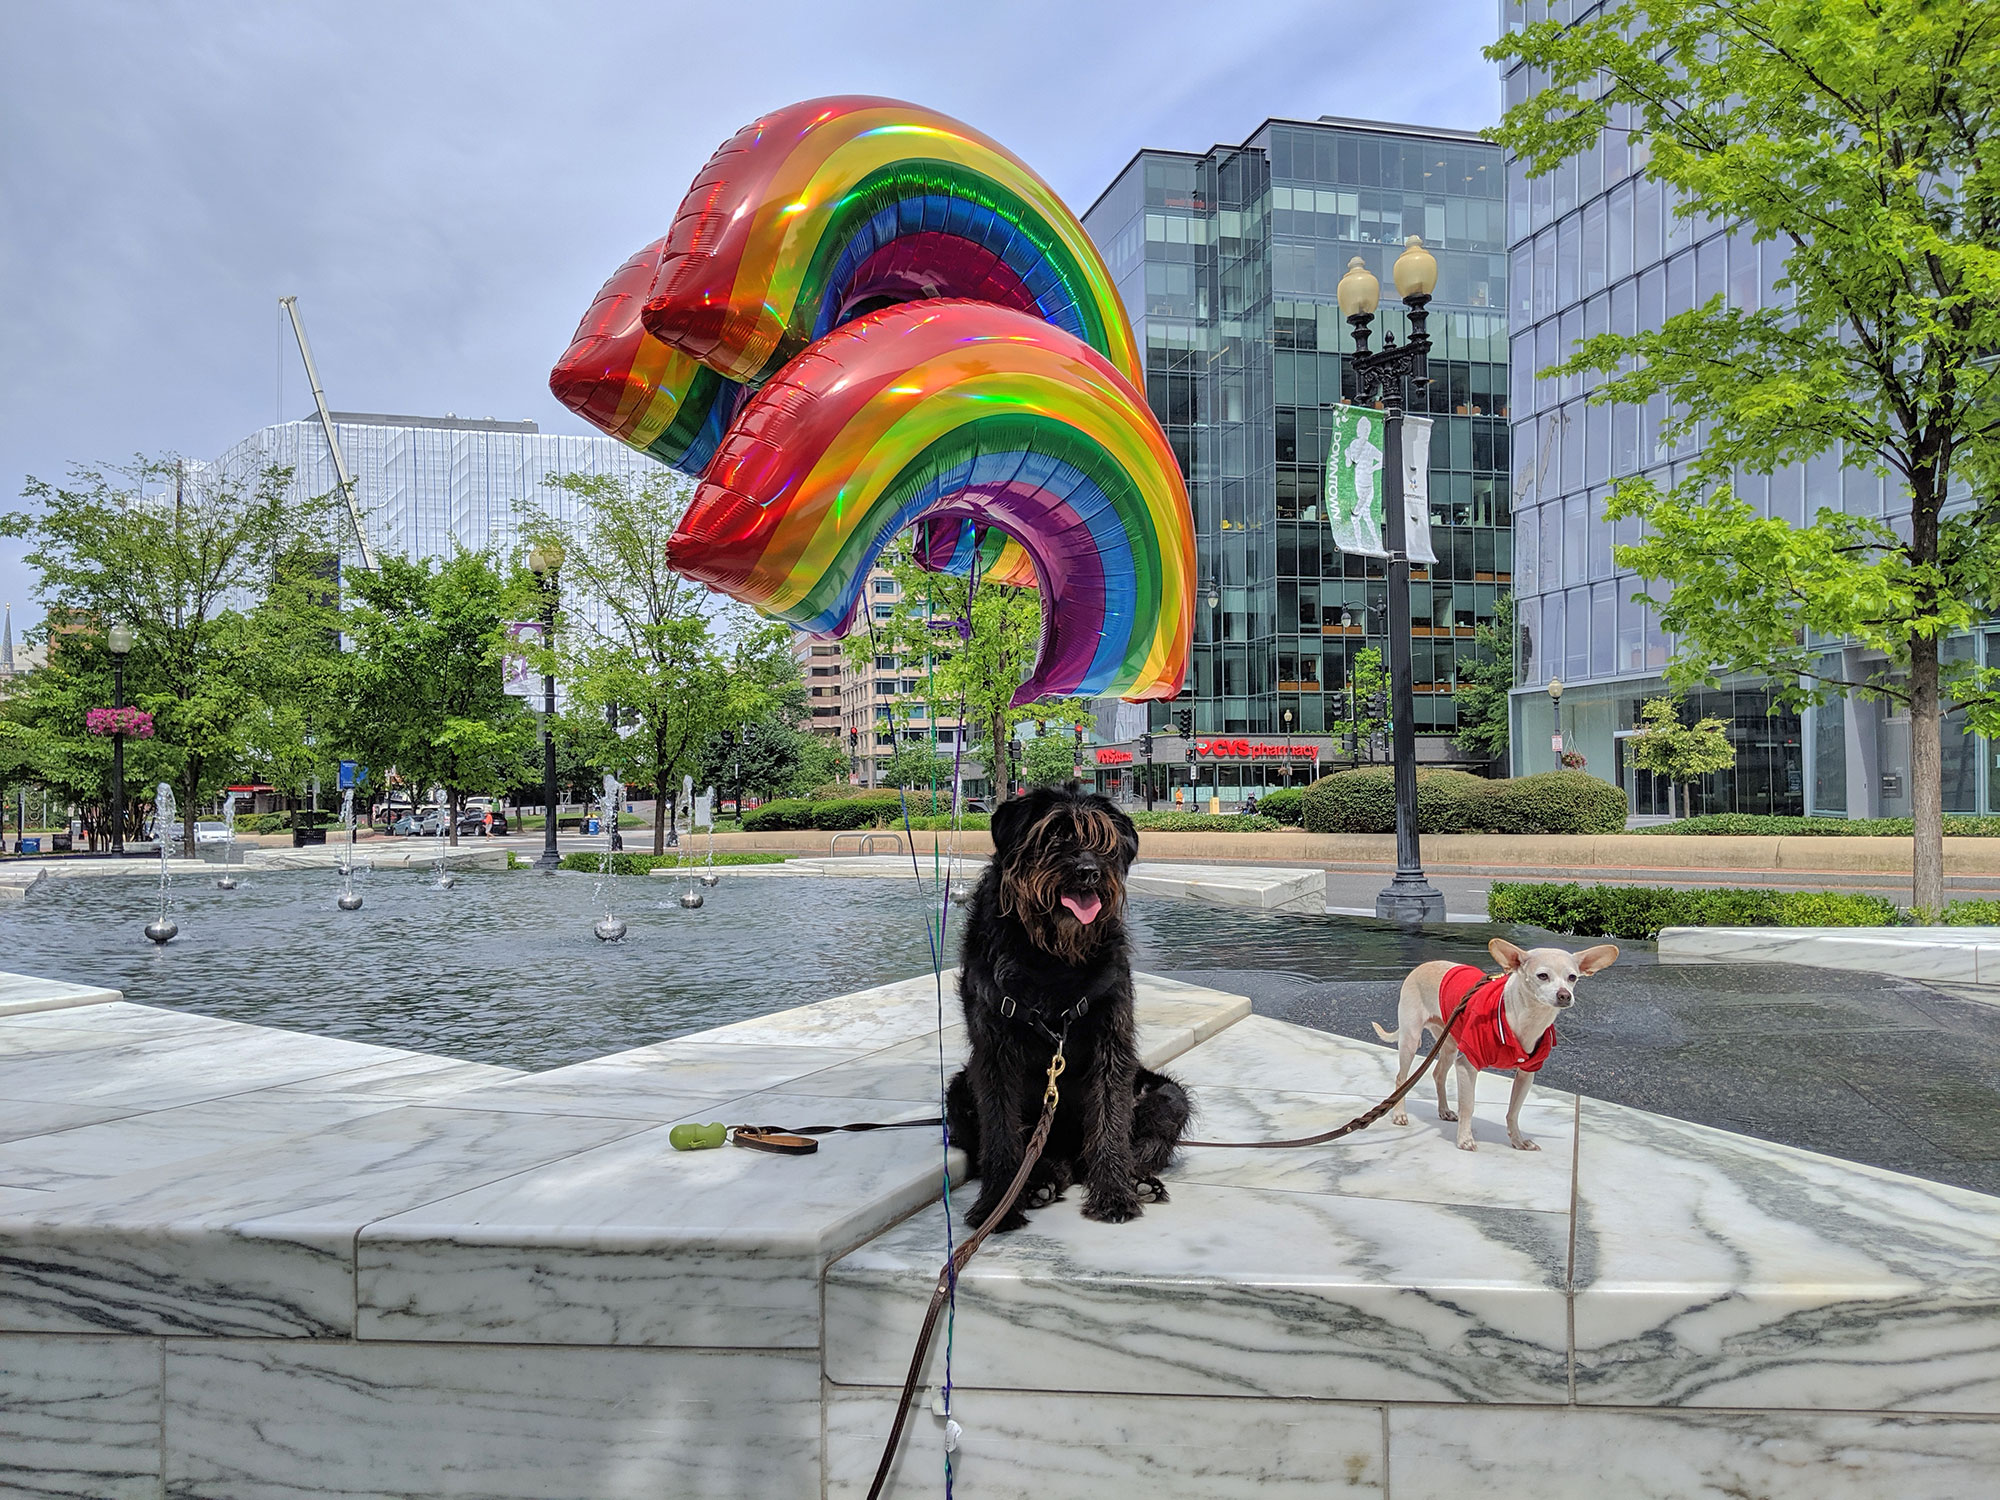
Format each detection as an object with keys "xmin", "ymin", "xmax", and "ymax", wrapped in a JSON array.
[{"xmin": 1061, "ymin": 893, "xmax": 1103, "ymax": 925}]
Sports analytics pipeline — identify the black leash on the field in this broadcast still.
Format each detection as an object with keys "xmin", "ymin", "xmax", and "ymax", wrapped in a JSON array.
[{"xmin": 1181, "ymin": 992, "xmax": 1473, "ymax": 1148}]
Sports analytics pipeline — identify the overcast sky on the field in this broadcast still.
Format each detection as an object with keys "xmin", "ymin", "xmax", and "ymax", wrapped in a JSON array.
[{"xmin": 0, "ymin": 0, "xmax": 1501, "ymax": 633}]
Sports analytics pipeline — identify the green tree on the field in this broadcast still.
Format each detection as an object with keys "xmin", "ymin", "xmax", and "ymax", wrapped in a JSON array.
[
  {"xmin": 238, "ymin": 543, "xmax": 352, "ymax": 806},
  {"xmin": 697, "ymin": 718, "xmax": 846, "ymax": 813},
  {"xmin": 845, "ymin": 540, "xmax": 1088, "ymax": 799},
  {"xmin": 4, "ymin": 458, "xmax": 323, "ymax": 853},
  {"xmin": 1337, "ymin": 646, "xmax": 1390, "ymax": 761},
  {"xmin": 879, "ymin": 739, "xmax": 955, "ymax": 791},
  {"xmin": 1453, "ymin": 597, "xmax": 1514, "ymax": 764},
  {"xmin": 1491, "ymin": 0, "xmax": 2000, "ymax": 910},
  {"xmin": 1628, "ymin": 695, "xmax": 1737, "ymax": 819},
  {"xmin": 528, "ymin": 471, "xmax": 791, "ymax": 853},
  {"xmin": 0, "ymin": 640, "xmax": 175, "ymax": 848},
  {"xmin": 1022, "ymin": 730, "xmax": 1082, "ymax": 787},
  {"xmin": 342, "ymin": 551, "xmax": 536, "ymax": 844}
]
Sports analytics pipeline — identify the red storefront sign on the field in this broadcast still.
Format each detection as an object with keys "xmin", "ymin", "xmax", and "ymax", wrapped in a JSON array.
[
  {"xmin": 1094, "ymin": 749, "xmax": 1134, "ymax": 765},
  {"xmin": 1195, "ymin": 739, "xmax": 1321, "ymax": 760}
]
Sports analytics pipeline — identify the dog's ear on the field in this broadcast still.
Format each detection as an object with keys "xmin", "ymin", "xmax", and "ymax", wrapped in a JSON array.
[
  {"xmin": 989, "ymin": 792, "xmax": 1039, "ymax": 856},
  {"xmin": 1104, "ymin": 799, "xmax": 1139, "ymax": 869},
  {"xmin": 1489, "ymin": 937, "xmax": 1526, "ymax": 971},
  {"xmin": 1575, "ymin": 943, "xmax": 1619, "ymax": 975}
]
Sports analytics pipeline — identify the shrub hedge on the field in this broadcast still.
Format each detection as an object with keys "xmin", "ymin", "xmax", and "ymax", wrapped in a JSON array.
[
  {"xmin": 556, "ymin": 852, "xmax": 791, "ymax": 875},
  {"xmin": 1128, "ymin": 811, "xmax": 1280, "ymax": 832},
  {"xmin": 741, "ymin": 798, "xmax": 814, "ymax": 831},
  {"xmin": 1486, "ymin": 881, "xmax": 1902, "ymax": 940},
  {"xmin": 1641, "ymin": 813, "xmax": 2000, "ymax": 838},
  {"xmin": 1254, "ymin": 787, "xmax": 1305, "ymax": 825},
  {"xmin": 1300, "ymin": 768, "xmax": 1624, "ymax": 836}
]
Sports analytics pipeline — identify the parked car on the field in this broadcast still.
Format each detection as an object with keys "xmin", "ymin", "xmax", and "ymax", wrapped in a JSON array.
[
  {"xmin": 391, "ymin": 813, "xmax": 425, "ymax": 836},
  {"xmin": 193, "ymin": 821, "xmax": 231, "ymax": 846}
]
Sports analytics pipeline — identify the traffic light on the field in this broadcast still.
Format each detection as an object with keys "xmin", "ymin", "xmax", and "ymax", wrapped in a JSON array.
[
  {"xmin": 1139, "ymin": 733, "xmax": 1153, "ymax": 759},
  {"xmin": 1174, "ymin": 708, "xmax": 1193, "ymax": 737}
]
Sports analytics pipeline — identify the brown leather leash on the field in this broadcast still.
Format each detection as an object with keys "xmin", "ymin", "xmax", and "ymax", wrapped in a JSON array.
[
  {"xmin": 1180, "ymin": 993, "xmax": 1472, "ymax": 1148},
  {"xmin": 1176, "ymin": 1000, "xmax": 1480, "ymax": 1152},
  {"xmin": 865, "ymin": 1036, "xmax": 1070, "ymax": 1500}
]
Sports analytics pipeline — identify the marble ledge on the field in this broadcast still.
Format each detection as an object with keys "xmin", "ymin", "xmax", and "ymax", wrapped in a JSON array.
[
  {"xmin": 1658, "ymin": 924, "xmax": 2000, "ymax": 989},
  {"xmin": 0, "ymin": 1333, "xmax": 162, "ymax": 1500},
  {"xmin": 0, "ymin": 967, "xmax": 123, "ymax": 1018}
]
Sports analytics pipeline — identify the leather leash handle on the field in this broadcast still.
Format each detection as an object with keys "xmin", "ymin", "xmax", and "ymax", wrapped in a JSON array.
[
  {"xmin": 865, "ymin": 1040, "xmax": 1066, "ymax": 1500},
  {"xmin": 729, "ymin": 1128, "xmax": 819, "ymax": 1156}
]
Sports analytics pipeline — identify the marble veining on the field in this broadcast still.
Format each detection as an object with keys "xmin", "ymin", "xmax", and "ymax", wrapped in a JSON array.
[
  {"xmin": 1386, "ymin": 1404, "xmax": 2000, "ymax": 1500},
  {"xmin": 0, "ymin": 1332, "xmax": 162, "ymax": 1500},
  {"xmin": 827, "ymin": 1180, "xmax": 1572, "ymax": 1404},
  {"xmin": 827, "ymin": 1387, "xmax": 1384, "ymax": 1498},
  {"xmin": 1572, "ymin": 1096, "xmax": 2000, "ymax": 1411},
  {"xmin": 162, "ymin": 1337, "xmax": 819, "ymax": 1500}
]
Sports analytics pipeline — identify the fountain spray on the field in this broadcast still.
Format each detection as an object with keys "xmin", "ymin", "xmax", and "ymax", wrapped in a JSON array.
[
  {"xmin": 698, "ymin": 783, "xmax": 720, "ymax": 888},
  {"xmin": 335, "ymin": 786, "xmax": 363, "ymax": 910},
  {"xmin": 676, "ymin": 773, "xmax": 703, "ymax": 908},
  {"xmin": 430, "ymin": 785, "xmax": 456, "ymax": 889},
  {"xmin": 145, "ymin": 783, "xmax": 178, "ymax": 943},
  {"xmin": 216, "ymin": 790, "xmax": 240, "ymax": 890},
  {"xmin": 593, "ymin": 772, "xmax": 626, "ymax": 942}
]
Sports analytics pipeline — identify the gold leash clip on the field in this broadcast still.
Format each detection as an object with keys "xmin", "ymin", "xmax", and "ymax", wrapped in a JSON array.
[{"xmin": 1043, "ymin": 1042, "xmax": 1067, "ymax": 1111}]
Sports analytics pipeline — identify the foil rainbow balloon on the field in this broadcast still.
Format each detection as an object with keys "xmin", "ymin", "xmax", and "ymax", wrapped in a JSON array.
[{"xmin": 549, "ymin": 95, "xmax": 1192, "ymax": 703}]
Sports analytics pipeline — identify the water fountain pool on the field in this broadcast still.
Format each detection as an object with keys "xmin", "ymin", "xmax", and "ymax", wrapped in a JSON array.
[{"xmin": 0, "ymin": 867, "xmax": 1519, "ymax": 1071}]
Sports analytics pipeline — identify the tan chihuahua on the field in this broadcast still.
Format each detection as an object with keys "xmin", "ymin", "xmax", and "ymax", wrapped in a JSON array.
[{"xmin": 1372, "ymin": 937, "xmax": 1618, "ymax": 1152}]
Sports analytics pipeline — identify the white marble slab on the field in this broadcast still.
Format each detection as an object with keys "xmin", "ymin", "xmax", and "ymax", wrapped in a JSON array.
[
  {"xmin": 1178, "ymin": 1083, "xmax": 1576, "ymax": 1213},
  {"xmin": 1387, "ymin": 1405, "xmax": 2000, "ymax": 1499},
  {"xmin": 0, "ymin": 969, "xmax": 123, "ymax": 1017},
  {"xmin": 162, "ymin": 1338, "xmax": 818, "ymax": 1499},
  {"xmin": 0, "ymin": 1105, "xmax": 649, "ymax": 1336},
  {"xmin": 1657, "ymin": 924, "xmax": 2000, "ymax": 986},
  {"xmin": 430, "ymin": 1041, "xmax": 869, "ymax": 1120},
  {"xmin": 1129, "ymin": 861, "xmax": 1326, "ymax": 914},
  {"xmin": 827, "ymin": 1179, "xmax": 1572, "ymax": 1404},
  {"xmin": 0, "ymin": 1333, "xmax": 162, "ymax": 1500},
  {"xmin": 687, "ymin": 972, "xmax": 965, "ymax": 1050},
  {"xmin": 1572, "ymin": 1096, "xmax": 2000, "ymax": 1412},
  {"xmin": 828, "ymin": 1387, "xmax": 1385, "ymax": 1498},
  {"xmin": 357, "ymin": 1091, "xmax": 958, "ymax": 1348}
]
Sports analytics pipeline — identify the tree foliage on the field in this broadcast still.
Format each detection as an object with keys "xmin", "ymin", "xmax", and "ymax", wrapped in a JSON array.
[
  {"xmin": 1490, "ymin": 0, "xmax": 2000, "ymax": 907},
  {"xmin": 1627, "ymin": 695, "xmax": 1736, "ymax": 817},
  {"xmin": 526, "ymin": 471, "xmax": 795, "ymax": 853},
  {"xmin": 2, "ymin": 458, "xmax": 324, "ymax": 852},
  {"xmin": 1453, "ymin": 596, "xmax": 1514, "ymax": 763},
  {"xmin": 341, "ymin": 551, "xmax": 536, "ymax": 843},
  {"xmin": 1022, "ymin": 731, "xmax": 1082, "ymax": 787}
]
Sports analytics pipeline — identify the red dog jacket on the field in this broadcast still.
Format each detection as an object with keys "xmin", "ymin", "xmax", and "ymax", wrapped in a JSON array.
[{"xmin": 1437, "ymin": 964, "xmax": 1555, "ymax": 1074}]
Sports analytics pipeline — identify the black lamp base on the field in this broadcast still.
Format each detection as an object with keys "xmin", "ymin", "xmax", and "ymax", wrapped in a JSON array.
[{"xmin": 1375, "ymin": 874, "xmax": 1446, "ymax": 926}]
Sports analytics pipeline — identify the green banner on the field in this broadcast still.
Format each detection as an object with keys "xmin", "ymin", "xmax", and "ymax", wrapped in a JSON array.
[{"xmin": 1323, "ymin": 405, "xmax": 1435, "ymax": 564}]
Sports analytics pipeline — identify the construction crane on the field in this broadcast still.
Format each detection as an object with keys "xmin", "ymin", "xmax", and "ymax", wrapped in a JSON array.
[{"xmin": 279, "ymin": 295, "xmax": 378, "ymax": 572}]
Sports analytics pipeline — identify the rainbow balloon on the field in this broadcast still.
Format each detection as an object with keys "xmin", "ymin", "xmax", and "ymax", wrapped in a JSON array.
[
  {"xmin": 550, "ymin": 95, "xmax": 1193, "ymax": 705},
  {"xmin": 548, "ymin": 239, "xmax": 746, "ymax": 475},
  {"xmin": 642, "ymin": 97, "xmax": 1145, "ymax": 391},
  {"xmin": 666, "ymin": 302, "xmax": 1191, "ymax": 704}
]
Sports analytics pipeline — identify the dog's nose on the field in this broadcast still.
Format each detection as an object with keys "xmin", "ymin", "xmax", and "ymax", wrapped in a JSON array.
[{"xmin": 1556, "ymin": 990, "xmax": 1573, "ymax": 1006}]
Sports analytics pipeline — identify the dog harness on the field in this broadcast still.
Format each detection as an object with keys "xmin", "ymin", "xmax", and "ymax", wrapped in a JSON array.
[
  {"xmin": 1437, "ymin": 964, "xmax": 1555, "ymax": 1074},
  {"xmin": 998, "ymin": 993, "xmax": 1090, "ymax": 1047}
]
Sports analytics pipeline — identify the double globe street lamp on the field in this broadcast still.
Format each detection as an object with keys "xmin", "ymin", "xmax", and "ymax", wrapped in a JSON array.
[
  {"xmin": 1337, "ymin": 236, "xmax": 1447, "ymax": 925},
  {"xmin": 527, "ymin": 543, "xmax": 564, "ymax": 872}
]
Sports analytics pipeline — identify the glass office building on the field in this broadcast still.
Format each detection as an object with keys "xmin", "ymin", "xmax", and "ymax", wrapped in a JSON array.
[
  {"xmin": 1499, "ymin": 1, "xmax": 1990, "ymax": 818},
  {"xmin": 1083, "ymin": 115, "xmax": 1512, "ymax": 800}
]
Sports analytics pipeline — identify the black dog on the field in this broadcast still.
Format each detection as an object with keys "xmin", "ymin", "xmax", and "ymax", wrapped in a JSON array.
[{"xmin": 945, "ymin": 786, "xmax": 1190, "ymax": 1232}]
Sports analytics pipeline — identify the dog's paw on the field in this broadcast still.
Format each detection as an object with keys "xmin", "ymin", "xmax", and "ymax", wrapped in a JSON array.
[
  {"xmin": 1510, "ymin": 1137, "xmax": 1541, "ymax": 1152},
  {"xmin": 1133, "ymin": 1175, "xmax": 1169, "ymax": 1203},
  {"xmin": 1026, "ymin": 1180, "xmax": 1068, "ymax": 1208},
  {"xmin": 1390, "ymin": 1110, "xmax": 1410, "ymax": 1126},
  {"xmin": 1083, "ymin": 1192, "xmax": 1143, "ymax": 1224},
  {"xmin": 1456, "ymin": 1137, "xmax": 1478, "ymax": 1152},
  {"xmin": 1437, "ymin": 1106, "xmax": 1459, "ymax": 1122}
]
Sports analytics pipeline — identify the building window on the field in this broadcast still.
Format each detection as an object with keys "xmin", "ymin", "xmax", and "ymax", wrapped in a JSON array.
[
  {"xmin": 873, "ymin": 578, "xmax": 897, "ymax": 595},
  {"xmin": 873, "ymin": 604, "xmax": 893, "ymax": 619}
]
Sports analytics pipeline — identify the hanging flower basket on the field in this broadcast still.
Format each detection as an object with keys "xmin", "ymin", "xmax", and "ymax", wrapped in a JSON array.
[
  {"xmin": 1558, "ymin": 748, "xmax": 1587, "ymax": 770},
  {"xmin": 86, "ymin": 707, "xmax": 154, "ymax": 738}
]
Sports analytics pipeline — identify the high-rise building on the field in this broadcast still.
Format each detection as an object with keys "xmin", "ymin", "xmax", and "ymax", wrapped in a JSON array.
[
  {"xmin": 1082, "ymin": 115, "xmax": 1512, "ymax": 804},
  {"xmin": 1496, "ymin": 2, "xmax": 1983, "ymax": 819},
  {"xmin": 214, "ymin": 412, "xmax": 659, "ymax": 576}
]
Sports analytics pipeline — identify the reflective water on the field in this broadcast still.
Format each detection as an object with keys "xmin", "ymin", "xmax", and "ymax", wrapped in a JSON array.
[{"xmin": 6, "ymin": 869, "xmax": 1546, "ymax": 1071}]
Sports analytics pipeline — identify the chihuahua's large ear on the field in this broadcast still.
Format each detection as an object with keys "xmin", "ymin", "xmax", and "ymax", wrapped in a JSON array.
[
  {"xmin": 1576, "ymin": 944, "xmax": 1619, "ymax": 975},
  {"xmin": 1489, "ymin": 937, "xmax": 1527, "ymax": 971},
  {"xmin": 989, "ymin": 792, "xmax": 1038, "ymax": 856}
]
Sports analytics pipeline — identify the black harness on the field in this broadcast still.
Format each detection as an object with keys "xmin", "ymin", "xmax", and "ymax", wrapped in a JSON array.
[{"xmin": 998, "ymin": 992, "xmax": 1090, "ymax": 1047}]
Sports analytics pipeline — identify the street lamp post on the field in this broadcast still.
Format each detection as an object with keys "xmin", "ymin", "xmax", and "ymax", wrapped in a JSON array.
[
  {"xmin": 1282, "ymin": 707, "xmax": 1294, "ymax": 788},
  {"xmin": 1548, "ymin": 678, "xmax": 1565, "ymax": 772},
  {"xmin": 528, "ymin": 544, "xmax": 563, "ymax": 872},
  {"xmin": 107, "ymin": 623, "xmax": 133, "ymax": 856},
  {"xmin": 1339, "ymin": 237, "xmax": 1447, "ymax": 925}
]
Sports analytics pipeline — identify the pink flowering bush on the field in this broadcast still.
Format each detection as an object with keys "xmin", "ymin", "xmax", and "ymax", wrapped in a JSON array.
[{"xmin": 86, "ymin": 706, "xmax": 154, "ymax": 738}]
